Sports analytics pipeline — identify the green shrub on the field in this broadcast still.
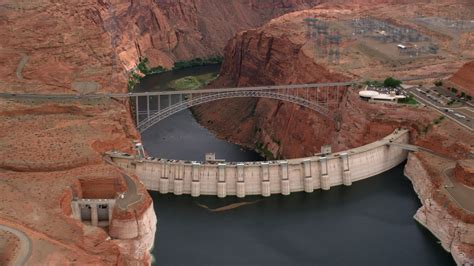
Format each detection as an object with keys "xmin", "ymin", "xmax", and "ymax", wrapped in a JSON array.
[
  {"xmin": 397, "ymin": 95, "xmax": 417, "ymax": 105},
  {"xmin": 127, "ymin": 57, "xmax": 167, "ymax": 92},
  {"xmin": 383, "ymin": 77, "xmax": 402, "ymax": 88},
  {"xmin": 433, "ymin": 115, "xmax": 445, "ymax": 125},
  {"xmin": 172, "ymin": 56, "xmax": 224, "ymax": 70}
]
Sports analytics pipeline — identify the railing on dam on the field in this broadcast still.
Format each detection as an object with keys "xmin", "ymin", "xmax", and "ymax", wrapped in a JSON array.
[{"xmin": 108, "ymin": 128, "xmax": 411, "ymax": 198}]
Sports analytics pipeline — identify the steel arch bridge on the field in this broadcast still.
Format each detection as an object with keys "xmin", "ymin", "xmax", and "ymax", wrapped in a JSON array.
[{"xmin": 134, "ymin": 82, "xmax": 353, "ymax": 133}]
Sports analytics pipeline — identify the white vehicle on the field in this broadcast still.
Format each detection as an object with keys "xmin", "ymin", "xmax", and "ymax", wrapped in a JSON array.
[{"xmin": 454, "ymin": 113, "xmax": 466, "ymax": 119}]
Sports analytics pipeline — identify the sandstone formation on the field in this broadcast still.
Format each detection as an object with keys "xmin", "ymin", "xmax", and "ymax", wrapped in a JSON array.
[
  {"xmin": 405, "ymin": 153, "xmax": 474, "ymax": 265},
  {"xmin": 193, "ymin": 3, "xmax": 474, "ymax": 263},
  {"xmin": 454, "ymin": 160, "xmax": 474, "ymax": 187},
  {"xmin": 1, "ymin": 0, "xmax": 473, "ymax": 264},
  {"xmin": 195, "ymin": 5, "xmax": 472, "ymax": 159},
  {"xmin": 0, "ymin": 0, "xmax": 157, "ymax": 264},
  {"xmin": 449, "ymin": 60, "xmax": 474, "ymax": 96},
  {"xmin": 97, "ymin": 0, "xmax": 322, "ymax": 69},
  {"xmin": 0, "ymin": 231, "xmax": 20, "ymax": 265}
]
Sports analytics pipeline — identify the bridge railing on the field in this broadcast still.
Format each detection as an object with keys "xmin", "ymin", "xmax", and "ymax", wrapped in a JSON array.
[{"xmin": 136, "ymin": 88, "xmax": 344, "ymax": 132}]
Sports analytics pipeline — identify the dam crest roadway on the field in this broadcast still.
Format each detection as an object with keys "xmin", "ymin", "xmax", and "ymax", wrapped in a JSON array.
[{"xmin": 108, "ymin": 129, "xmax": 418, "ymax": 198}]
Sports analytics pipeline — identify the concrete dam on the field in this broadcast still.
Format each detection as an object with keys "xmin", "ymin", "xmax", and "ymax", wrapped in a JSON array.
[{"xmin": 108, "ymin": 128, "xmax": 410, "ymax": 197}]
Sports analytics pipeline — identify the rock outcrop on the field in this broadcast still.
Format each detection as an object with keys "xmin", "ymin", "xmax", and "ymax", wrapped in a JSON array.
[
  {"xmin": 194, "ymin": 8, "xmax": 447, "ymax": 159},
  {"xmin": 449, "ymin": 60, "xmax": 474, "ymax": 96},
  {"xmin": 193, "ymin": 4, "xmax": 474, "ymax": 264},
  {"xmin": 0, "ymin": 0, "xmax": 157, "ymax": 264},
  {"xmin": 405, "ymin": 153, "xmax": 474, "ymax": 265},
  {"xmin": 97, "ymin": 0, "xmax": 321, "ymax": 69},
  {"xmin": 454, "ymin": 160, "xmax": 474, "ymax": 187}
]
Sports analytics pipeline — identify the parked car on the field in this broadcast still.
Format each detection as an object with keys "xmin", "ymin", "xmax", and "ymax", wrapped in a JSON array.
[{"xmin": 454, "ymin": 113, "xmax": 466, "ymax": 119}]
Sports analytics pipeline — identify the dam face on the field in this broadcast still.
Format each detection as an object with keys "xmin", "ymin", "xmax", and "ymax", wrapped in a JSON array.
[{"xmin": 109, "ymin": 129, "xmax": 409, "ymax": 197}]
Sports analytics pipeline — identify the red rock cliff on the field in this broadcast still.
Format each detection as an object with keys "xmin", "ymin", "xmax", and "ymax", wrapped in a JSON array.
[
  {"xmin": 194, "ymin": 9, "xmax": 462, "ymax": 159},
  {"xmin": 97, "ymin": 0, "xmax": 321, "ymax": 69},
  {"xmin": 448, "ymin": 60, "xmax": 474, "ymax": 96}
]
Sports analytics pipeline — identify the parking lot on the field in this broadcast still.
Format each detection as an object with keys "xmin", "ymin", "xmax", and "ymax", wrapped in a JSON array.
[{"xmin": 408, "ymin": 87, "xmax": 474, "ymax": 130}]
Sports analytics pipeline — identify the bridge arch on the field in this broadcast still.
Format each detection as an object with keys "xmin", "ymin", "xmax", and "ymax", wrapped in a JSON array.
[{"xmin": 137, "ymin": 90, "xmax": 333, "ymax": 133}]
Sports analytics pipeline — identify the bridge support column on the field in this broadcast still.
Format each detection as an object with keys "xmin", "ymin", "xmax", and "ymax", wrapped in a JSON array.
[
  {"xmin": 173, "ymin": 165, "xmax": 184, "ymax": 195},
  {"xmin": 236, "ymin": 163, "xmax": 245, "ymax": 198},
  {"xmin": 91, "ymin": 203, "xmax": 98, "ymax": 227},
  {"xmin": 319, "ymin": 156, "xmax": 330, "ymax": 190},
  {"xmin": 340, "ymin": 153, "xmax": 352, "ymax": 186},
  {"xmin": 342, "ymin": 170, "xmax": 351, "ymax": 186},
  {"xmin": 173, "ymin": 179, "xmax": 183, "ymax": 195},
  {"xmin": 191, "ymin": 163, "xmax": 200, "ymax": 197},
  {"xmin": 217, "ymin": 164, "xmax": 226, "ymax": 198},
  {"xmin": 280, "ymin": 161, "xmax": 290, "ymax": 196},
  {"xmin": 159, "ymin": 177, "xmax": 169, "ymax": 194},
  {"xmin": 108, "ymin": 202, "xmax": 114, "ymax": 223},
  {"xmin": 191, "ymin": 181, "xmax": 200, "ymax": 197},
  {"xmin": 236, "ymin": 182, "xmax": 245, "ymax": 198},
  {"xmin": 303, "ymin": 160, "xmax": 314, "ymax": 193},
  {"xmin": 262, "ymin": 181, "xmax": 271, "ymax": 197},
  {"xmin": 71, "ymin": 201, "xmax": 81, "ymax": 221},
  {"xmin": 260, "ymin": 163, "xmax": 271, "ymax": 197},
  {"xmin": 217, "ymin": 182, "xmax": 226, "ymax": 198}
]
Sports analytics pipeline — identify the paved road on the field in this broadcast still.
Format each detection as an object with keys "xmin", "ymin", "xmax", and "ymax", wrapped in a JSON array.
[
  {"xmin": 443, "ymin": 167, "xmax": 474, "ymax": 214},
  {"xmin": 0, "ymin": 224, "xmax": 32, "ymax": 266},
  {"xmin": 103, "ymin": 157, "xmax": 143, "ymax": 210},
  {"xmin": 0, "ymin": 75, "xmax": 443, "ymax": 99},
  {"xmin": 408, "ymin": 88, "xmax": 473, "ymax": 131}
]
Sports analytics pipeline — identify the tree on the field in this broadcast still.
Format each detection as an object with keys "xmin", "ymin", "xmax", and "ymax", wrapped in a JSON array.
[
  {"xmin": 434, "ymin": 80, "xmax": 443, "ymax": 87},
  {"xmin": 383, "ymin": 77, "xmax": 402, "ymax": 88}
]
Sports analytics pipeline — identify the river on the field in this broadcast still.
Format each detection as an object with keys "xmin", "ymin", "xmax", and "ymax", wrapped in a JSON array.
[{"xmin": 136, "ymin": 65, "xmax": 455, "ymax": 265}]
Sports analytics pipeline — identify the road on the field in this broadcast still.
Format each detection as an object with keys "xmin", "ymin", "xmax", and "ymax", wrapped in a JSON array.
[
  {"xmin": 443, "ymin": 168, "xmax": 474, "ymax": 214},
  {"xmin": 0, "ymin": 75, "xmax": 444, "ymax": 99},
  {"xmin": 0, "ymin": 224, "xmax": 32, "ymax": 266},
  {"xmin": 103, "ymin": 157, "xmax": 143, "ymax": 210},
  {"xmin": 408, "ymin": 87, "xmax": 473, "ymax": 131}
]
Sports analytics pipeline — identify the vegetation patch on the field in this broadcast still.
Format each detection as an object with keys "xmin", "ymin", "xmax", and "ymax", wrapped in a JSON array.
[
  {"xmin": 256, "ymin": 142, "xmax": 275, "ymax": 160},
  {"xmin": 397, "ymin": 95, "xmax": 418, "ymax": 105},
  {"xmin": 128, "ymin": 57, "xmax": 167, "ymax": 92},
  {"xmin": 433, "ymin": 115, "xmax": 445, "ymax": 125},
  {"xmin": 364, "ymin": 79, "xmax": 384, "ymax": 87},
  {"xmin": 173, "ymin": 56, "xmax": 223, "ymax": 70},
  {"xmin": 383, "ymin": 77, "xmax": 402, "ymax": 88},
  {"xmin": 168, "ymin": 73, "xmax": 218, "ymax": 90}
]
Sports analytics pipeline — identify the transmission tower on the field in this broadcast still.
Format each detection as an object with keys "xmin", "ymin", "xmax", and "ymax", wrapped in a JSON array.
[{"xmin": 328, "ymin": 29, "xmax": 341, "ymax": 65}]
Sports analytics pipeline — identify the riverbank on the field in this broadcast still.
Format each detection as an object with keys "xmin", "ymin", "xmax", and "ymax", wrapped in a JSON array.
[{"xmin": 405, "ymin": 153, "xmax": 474, "ymax": 265}]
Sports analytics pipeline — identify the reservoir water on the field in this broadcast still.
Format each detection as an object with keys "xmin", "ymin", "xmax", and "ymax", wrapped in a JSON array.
[{"xmin": 137, "ymin": 66, "xmax": 455, "ymax": 265}]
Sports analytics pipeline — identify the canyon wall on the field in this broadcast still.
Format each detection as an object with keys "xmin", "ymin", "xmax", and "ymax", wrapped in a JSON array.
[
  {"xmin": 0, "ymin": 0, "xmax": 157, "ymax": 264},
  {"xmin": 193, "ymin": 8, "xmax": 440, "ymax": 159},
  {"xmin": 448, "ymin": 60, "xmax": 474, "ymax": 96},
  {"xmin": 405, "ymin": 153, "xmax": 474, "ymax": 265},
  {"xmin": 194, "ymin": 5, "xmax": 474, "ymax": 263},
  {"xmin": 97, "ymin": 0, "xmax": 322, "ymax": 69}
]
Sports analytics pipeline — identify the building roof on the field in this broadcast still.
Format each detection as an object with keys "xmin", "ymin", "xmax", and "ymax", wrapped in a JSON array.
[{"xmin": 359, "ymin": 90, "xmax": 379, "ymax": 98}]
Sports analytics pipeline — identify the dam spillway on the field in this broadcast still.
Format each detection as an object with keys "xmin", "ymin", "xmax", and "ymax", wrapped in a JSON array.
[{"xmin": 108, "ymin": 129, "xmax": 410, "ymax": 197}]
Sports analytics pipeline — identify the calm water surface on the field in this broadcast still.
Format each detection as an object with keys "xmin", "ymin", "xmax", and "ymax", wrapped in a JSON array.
[{"xmin": 138, "ymin": 66, "xmax": 455, "ymax": 266}]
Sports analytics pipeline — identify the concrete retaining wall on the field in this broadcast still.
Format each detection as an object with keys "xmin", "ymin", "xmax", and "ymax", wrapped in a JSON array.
[{"xmin": 110, "ymin": 129, "xmax": 409, "ymax": 197}]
